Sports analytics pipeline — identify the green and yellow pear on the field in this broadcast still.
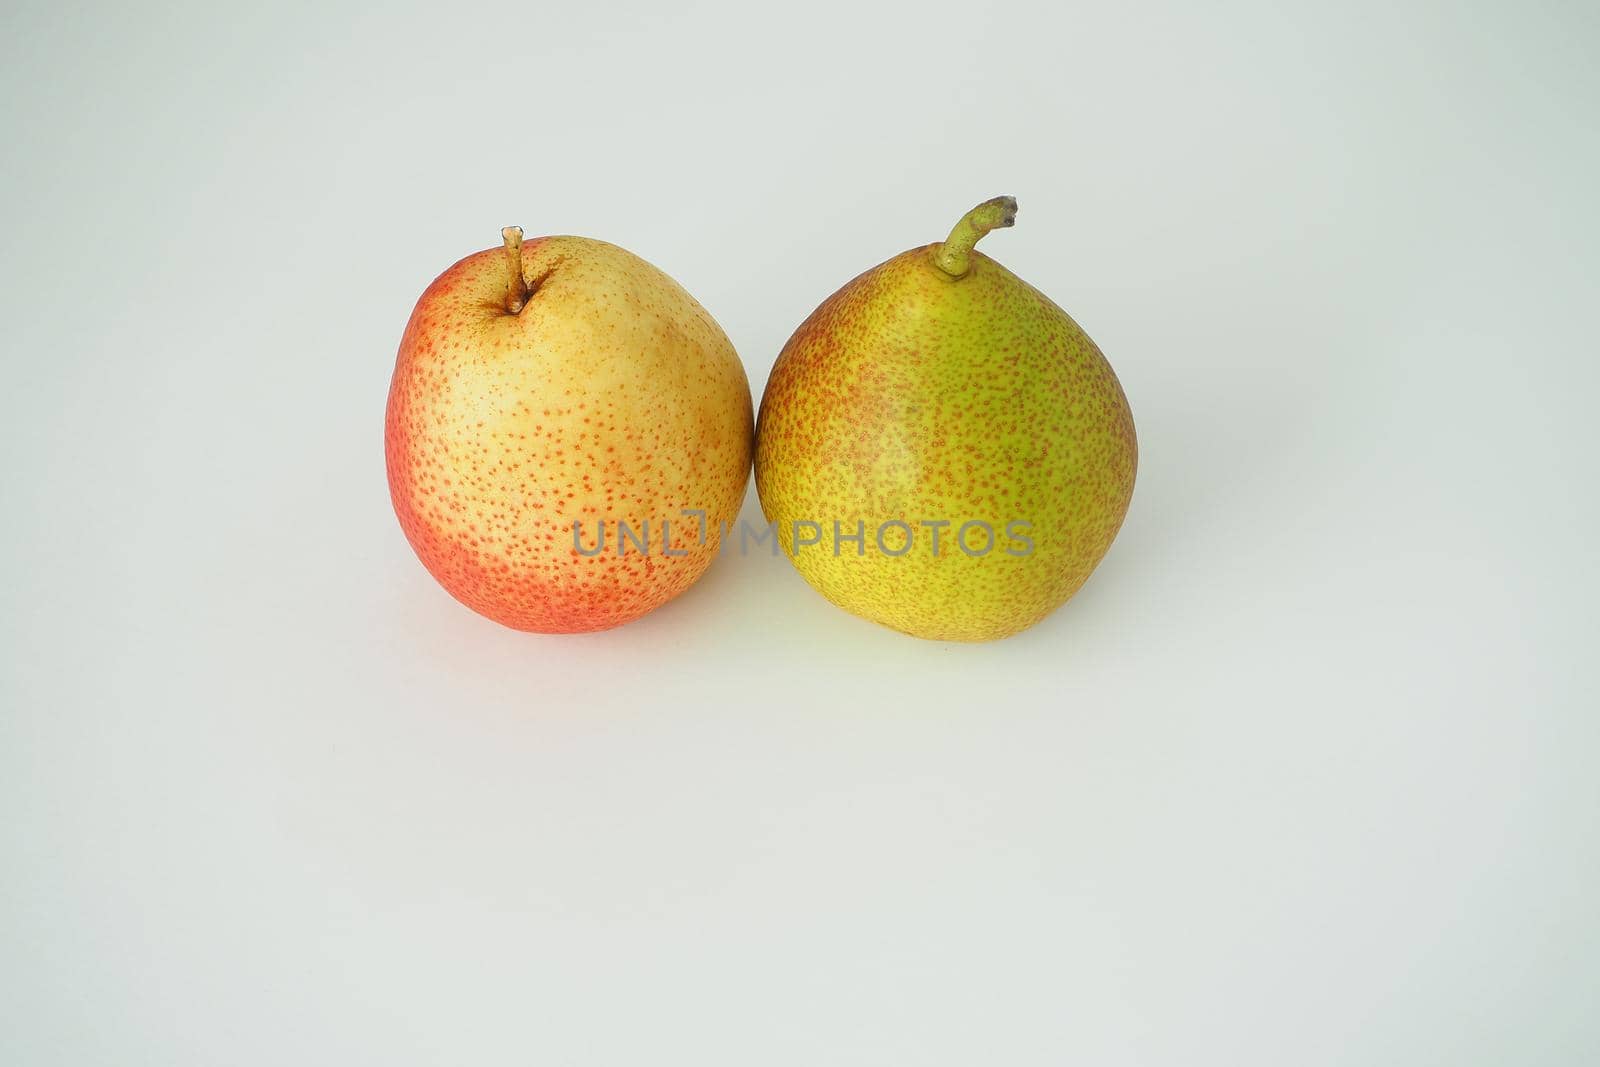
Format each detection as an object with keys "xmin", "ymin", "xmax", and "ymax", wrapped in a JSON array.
[{"xmin": 754, "ymin": 197, "xmax": 1136, "ymax": 641}]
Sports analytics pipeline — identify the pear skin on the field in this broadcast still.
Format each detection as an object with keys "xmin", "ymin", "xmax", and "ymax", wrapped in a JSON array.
[
  {"xmin": 386, "ymin": 229, "xmax": 753, "ymax": 633},
  {"xmin": 755, "ymin": 198, "xmax": 1136, "ymax": 641}
]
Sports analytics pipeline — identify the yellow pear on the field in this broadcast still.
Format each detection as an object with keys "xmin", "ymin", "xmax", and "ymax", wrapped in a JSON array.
[{"xmin": 386, "ymin": 228, "xmax": 753, "ymax": 632}]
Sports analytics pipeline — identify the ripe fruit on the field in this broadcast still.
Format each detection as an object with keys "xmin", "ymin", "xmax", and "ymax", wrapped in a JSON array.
[
  {"xmin": 754, "ymin": 197, "xmax": 1136, "ymax": 641},
  {"xmin": 386, "ymin": 227, "xmax": 753, "ymax": 632}
]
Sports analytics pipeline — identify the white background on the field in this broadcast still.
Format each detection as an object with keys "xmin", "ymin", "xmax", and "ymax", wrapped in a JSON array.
[{"xmin": 3, "ymin": 1, "xmax": 1597, "ymax": 1063}]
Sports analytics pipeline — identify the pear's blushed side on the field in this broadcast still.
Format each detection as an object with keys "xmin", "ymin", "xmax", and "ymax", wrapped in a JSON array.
[
  {"xmin": 755, "ymin": 217, "xmax": 1136, "ymax": 642},
  {"xmin": 386, "ymin": 235, "xmax": 754, "ymax": 633}
]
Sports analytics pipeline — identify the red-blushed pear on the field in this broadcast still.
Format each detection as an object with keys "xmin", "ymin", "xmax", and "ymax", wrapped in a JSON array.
[
  {"xmin": 386, "ymin": 227, "xmax": 753, "ymax": 632},
  {"xmin": 755, "ymin": 197, "xmax": 1137, "ymax": 641}
]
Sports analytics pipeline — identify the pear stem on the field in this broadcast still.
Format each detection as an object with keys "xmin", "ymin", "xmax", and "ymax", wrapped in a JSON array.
[
  {"xmin": 933, "ymin": 196, "xmax": 1018, "ymax": 278},
  {"xmin": 501, "ymin": 226, "xmax": 528, "ymax": 314}
]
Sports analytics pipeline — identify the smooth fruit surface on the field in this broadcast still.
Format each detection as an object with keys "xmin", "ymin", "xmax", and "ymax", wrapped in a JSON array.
[
  {"xmin": 755, "ymin": 198, "xmax": 1136, "ymax": 641},
  {"xmin": 386, "ymin": 233, "xmax": 752, "ymax": 632}
]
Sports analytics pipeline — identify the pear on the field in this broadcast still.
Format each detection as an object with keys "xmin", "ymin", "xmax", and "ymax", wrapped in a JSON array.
[
  {"xmin": 755, "ymin": 197, "xmax": 1136, "ymax": 641},
  {"xmin": 386, "ymin": 227, "xmax": 753, "ymax": 632}
]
